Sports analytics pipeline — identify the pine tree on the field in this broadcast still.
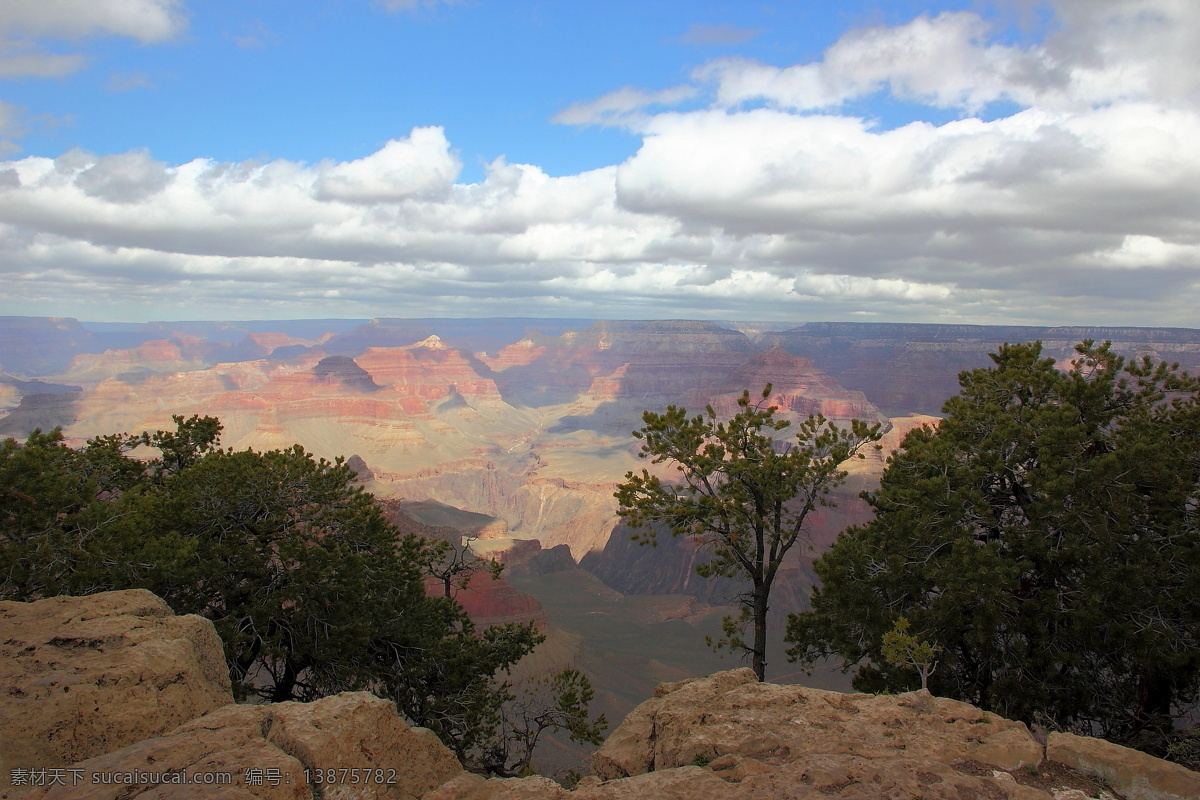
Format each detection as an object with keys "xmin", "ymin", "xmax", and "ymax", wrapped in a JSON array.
[
  {"xmin": 616, "ymin": 385, "xmax": 881, "ymax": 680},
  {"xmin": 787, "ymin": 341, "xmax": 1200, "ymax": 751}
]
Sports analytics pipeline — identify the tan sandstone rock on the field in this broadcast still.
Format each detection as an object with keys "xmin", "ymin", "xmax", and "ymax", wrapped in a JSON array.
[
  {"xmin": 591, "ymin": 668, "xmax": 1043, "ymax": 780},
  {"xmin": 423, "ymin": 773, "xmax": 569, "ymax": 800},
  {"xmin": 575, "ymin": 756, "xmax": 1048, "ymax": 800},
  {"xmin": 719, "ymin": 754, "xmax": 1051, "ymax": 800},
  {"xmin": 572, "ymin": 766, "xmax": 728, "ymax": 800},
  {"xmin": 0, "ymin": 589, "xmax": 233, "ymax": 784},
  {"xmin": 5, "ymin": 693, "xmax": 462, "ymax": 800},
  {"xmin": 1047, "ymin": 731, "xmax": 1200, "ymax": 800}
]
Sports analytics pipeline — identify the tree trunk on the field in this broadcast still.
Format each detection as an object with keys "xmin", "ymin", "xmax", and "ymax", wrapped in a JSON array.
[
  {"xmin": 752, "ymin": 584, "xmax": 769, "ymax": 681},
  {"xmin": 1138, "ymin": 671, "xmax": 1174, "ymax": 743},
  {"xmin": 270, "ymin": 658, "xmax": 299, "ymax": 702}
]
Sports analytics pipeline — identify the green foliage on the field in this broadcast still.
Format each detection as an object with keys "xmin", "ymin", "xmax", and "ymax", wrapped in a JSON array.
[
  {"xmin": 1166, "ymin": 729, "xmax": 1200, "ymax": 772},
  {"xmin": 476, "ymin": 667, "xmax": 609, "ymax": 777},
  {"xmin": 0, "ymin": 427, "xmax": 175, "ymax": 599},
  {"xmin": 384, "ymin": 619, "xmax": 545, "ymax": 766},
  {"xmin": 616, "ymin": 384, "xmax": 881, "ymax": 680},
  {"xmin": 0, "ymin": 428, "xmax": 103, "ymax": 598},
  {"xmin": 787, "ymin": 341, "xmax": 1200, "ymax": 752},
  {"xmin": 880, "ymin": 617, "xmax": 941, "ymax": 691},
  {"xmin": 147, "ymin": 444, "xmax": 451, "ymax": 702},
  {"xmin": 424, "ymin": 533, "xmax": 505, "ymax": 599},
  {"xmin": 133, "ymin": 414, "xmax": 223, "ymax": 476},
  {"xmin": 0, "ymin": 416, "xmax": 607, "ymax": 774}
]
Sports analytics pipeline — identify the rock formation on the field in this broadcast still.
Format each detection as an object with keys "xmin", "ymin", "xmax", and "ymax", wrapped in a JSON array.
[
  {"xmin": 757, "ymin": 322, "xmax": 1200, "ymax": 417},
  {"xmin": 592, "ymin": 668, "xmax": 1043, "ymax": 779},
  {"xmin": 7, "ymin": 316, "xmax": 1200, "ymax": 584},
  {"xmin": 429, "ymin": 572, "xmax": 549, "ymax": 631},
  {"xmin": 0, "ymin": 590, "xmax": 233, "ymax": 786},
  {"xmin": 1048, "ymin": 732, "xmax": 1200, "ymax": 800},
  {"xmin": 0, "ymin": 391, "xmax": 81, "ymax": 437},
  {"xmin": 700, "ymin": 346, "xmax": 886, "ymax": 427},
  {"xmin": 6, "ymin": 693, "xmax": 462, "ymax": 800},
  {"xmin": 579, "ymin": 668, "xmax": 1200, "ymax": 800},
  {"xmin": 310, "ymin": 355, "xmax": 380, "ymax": 392},
  {"xmin": 61, "ymin": 339, "xmax": 211, "ymax": 384},
  {"xmin": 0, "ymin": 317, "xmax": 900, "ymax": 563}
]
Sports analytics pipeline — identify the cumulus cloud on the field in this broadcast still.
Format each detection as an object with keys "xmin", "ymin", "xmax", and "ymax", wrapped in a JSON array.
[
  {"xmin": 686, "ymin": 1, "xmax": 1200, "ymax": 115},
  {"xmin": 73, "ymin": 150, "xmax": 172, "ymax": 203},
  {"xmin": 1, "ymin": 0, "xmax": 1199, "ymax": 325},
  {"xmin": 689, "ymin": 12, "xmax": 1062, "ymax": 114},
  {"xmin": 314, "ymin": 129, "xmax": 461, "ymax": 203}
]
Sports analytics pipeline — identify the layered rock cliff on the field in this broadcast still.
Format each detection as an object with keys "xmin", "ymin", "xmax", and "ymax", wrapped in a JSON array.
[
  {"xmin": 758, "ymin": 322, "xmax": 1200, "ymax": 416},
  {"xmin": 7, "ymin": 317, "xmax": 1195, "ymax": 568}
]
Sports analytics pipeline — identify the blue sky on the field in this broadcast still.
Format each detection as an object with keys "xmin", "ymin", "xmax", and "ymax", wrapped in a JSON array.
[
  {"xmin": 0, "ymin": 1, "xmax": 1198, "ymax": 326},
  {"xmin": 6, "ymin": 1, "xmax": 1014, "ymax": 177}
]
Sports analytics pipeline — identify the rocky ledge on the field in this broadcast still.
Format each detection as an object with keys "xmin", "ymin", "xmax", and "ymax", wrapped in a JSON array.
[{"xmin": 2, "ymin": 591, "xmax": 1198, "ymax": 800}]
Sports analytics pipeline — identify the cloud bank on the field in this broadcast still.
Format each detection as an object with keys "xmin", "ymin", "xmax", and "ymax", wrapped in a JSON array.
[{"xmin": 1, "ymin": 0, "xmax": 1198, "ymax": 324}]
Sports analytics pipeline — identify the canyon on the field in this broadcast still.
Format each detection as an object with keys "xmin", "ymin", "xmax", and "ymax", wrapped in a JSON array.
[
  {"xmin": 5, "ymin": 316, "xmax": 1200, "ymax": 783},
  {"xmin": 6, "ymin": 316, "xmax": 1197, "ymax": 567},
  {"xmin": 4, "ymin": 316, "xmax": 1200, "ymax": 698}
]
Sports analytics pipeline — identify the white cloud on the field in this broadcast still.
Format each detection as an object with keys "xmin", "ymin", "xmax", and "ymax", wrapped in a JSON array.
[
  {"xmin": 695, "ymin": 12, "xmax": 1046, "ymax": 113},
  {"xmin": 553, "ymin": 85, "xmax": 699, "ymax": 128},
  {"xmin": 0, "ymin": 43, "xmax": 88, "ymax": 78},
  {"xmin": 74, "ymin": 150, "xmax": 171, "ymax": 203},
  {"xmin": 1042, "ymin": 0, "xmax": 1200, "ymax": 107},
  {"xmin": 582, "ymin": 1, "xmax": 1200, "ymax": 121},
  {"xmin": 0, "ymin": 0, "xmax": 186, "ymax": 42},
  {"xmin": 1095, "ymin": 235, "xmax": 1200, "ymax": 270},
  {"xmin": 0, "ymin": 0, "xmax": 185, "ymax": 79},
  {"xmin": 314, "ymin": 128, "xmax": 461, "ymax": 203},
  {"xmin": 2, "ymin": 1, "xmax": 1200, "ymax": 326}
]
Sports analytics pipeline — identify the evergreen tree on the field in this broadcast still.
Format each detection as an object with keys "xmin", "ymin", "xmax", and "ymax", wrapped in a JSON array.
[
  {"xmin": 616, "ymin": 385, "xmax": 881, "ymax": 680},
  {"xmin": 787, "ymin": 341, "xmax": 1200, "ymax": 751}
]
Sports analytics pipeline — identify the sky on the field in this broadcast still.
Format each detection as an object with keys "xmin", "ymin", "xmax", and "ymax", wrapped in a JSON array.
[{"xmin": 0, "ymin": 0, "xmax": 1198, "ymax": 326}]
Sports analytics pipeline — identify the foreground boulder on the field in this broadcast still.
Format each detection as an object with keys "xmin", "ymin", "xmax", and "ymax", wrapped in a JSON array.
[
  {"xmin": 6, "ymin": 692, "xmax": 462, "ymax": 800},
  {"xmin": 1048, "ymin": 732, "xmax": 1200, "ymax": 800},
  {"xmin": 0, "ymin": 589, "xmax": 233, "ymax": 785},
  {"xmin": 592, "ymin": 667, "xmax": 1042, "ymax": 779},
  {"xmin": 568, "ymin": 669, "xmax": 1198, "ymax": 800}
]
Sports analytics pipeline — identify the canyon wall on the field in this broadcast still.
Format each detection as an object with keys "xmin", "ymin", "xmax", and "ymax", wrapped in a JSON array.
[
  {"xmin": 3, "ymin": 316, "xmax": 1197, "ymax": 569},
  {"xmin": 759, "ymin": 322, "xmax": 1200, "ymax": 415}
]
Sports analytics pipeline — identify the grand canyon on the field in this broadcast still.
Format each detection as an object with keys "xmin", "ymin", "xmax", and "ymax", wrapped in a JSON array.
[{"xmin": 5, "ymin": 316, "xmax": 1200, "ymax": 770}]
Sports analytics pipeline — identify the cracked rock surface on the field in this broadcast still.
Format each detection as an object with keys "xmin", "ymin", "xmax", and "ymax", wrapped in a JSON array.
[{"xmin": 0, "ymin": 589, "xmax": 233, "ymax": 783}]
